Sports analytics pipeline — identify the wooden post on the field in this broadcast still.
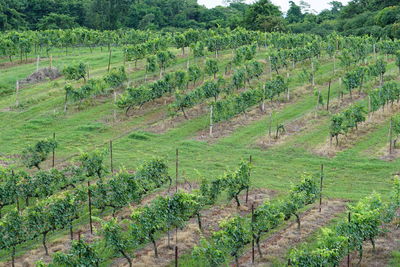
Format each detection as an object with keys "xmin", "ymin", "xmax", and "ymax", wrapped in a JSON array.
[
  {"xmin": 326, "ymin": 80, "xmax": 331, "ymax": 111},
  {"xmin": 175, "ymin": 246, "xmax": 178, "ymax": 267},
  {"xmin": 50, "ymin": 55, "xmax": 53, "ymax": 69},
  {"xmin": 269, "ymin": 113, "xmax": 272, "ymax": 139},
  {"xmin": 88, "ymin": 181, "xmax": 93, "ymax": 234},
  {"xmin": 246, "ymin": 155, "xmax": 252, "ymax": 203},
  {"xmin": 176, "ymin": 148, "xmax": 179, "ymax": 193},
  {"xmin": 389, "ymin": 118, "xmax": 393, "ymax": 154},
  {"xmin": 347, "ymin": 212, "xmax": 351, "ymax": 267},
  {"xmin": 319, "ymin": 164, "xmax": 324, "ymax": 212},
  {"xmin": 15, "ymin": 81, "xmax": 19, "ymax": 107},
  {"xmin": 251, "ymin": 203, "xmax": 255, "ymax": 264},
  {"xmin": 113, "ymin": 91, "xmax": 117, "ymax": 122},
  {"xmin": 108, "ymin": 48, "xmax": 112, "ymax": 72},
  {"xmin": 110, "ymin": 140, "xmax": 114, "ymax": 173},
  {"xmin": 209, "ymin": 106, "xmax": 213, "ymax": 137},
  {"xmin": 36, "ymin": 55, "xmax": 40, "ymax": 71},
  {"xmin": 311, "ymin": 61, "xmax": 315, "ymax": 87},
  {"xmin": 52, "ymin": 132, "xmax": 56, "ymax": 168}
]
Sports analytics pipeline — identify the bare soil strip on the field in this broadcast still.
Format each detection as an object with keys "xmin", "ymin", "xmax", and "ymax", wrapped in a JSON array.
[
  {"xmin": 238, "ymin": 199, "xmax": 348, "ymax": 267},
  {"xmin": 113, "ymin": 188, "xmax": 277, "ymax": 267},
  {"xmin": 314, "ymin": 103, "xmax": 400, "ymax": 158},
  {"xmin": 339, "ymin": 211, "xmax": 400, "ymax": 267},
  {"xmin": 256, "ymin": 93, "xmax": 366, "ymax": 150},
  {"xmin": 193, "ymin": 85, "xmax": 312, "ymax": 143},
  {"xmin": 3, "ymin": 183, "xmax": 195, "ymax": 267}
]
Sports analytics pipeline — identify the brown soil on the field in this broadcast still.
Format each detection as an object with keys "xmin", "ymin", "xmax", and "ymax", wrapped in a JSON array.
[
  {"xmin": 339, "ymin": 211, "xmax": 400, "ymax": 267},
  {"xmin": 0, "ymin": 58, "xmax": 37, "ymax": 69},
  {"xmin": 113, "ymin": 188, "xmax": 278, "ymax": 267},
  {"xmin": 238, "ymin": 199, "xmax": 348, "ymax": 267},
  {"xmin": 257, "ymin": 93, "xmax": 366, "ymax": 150},
  {"xmin": 2, "ymin": 183, "xmax": 196, "ymax": 267},
  {"xmin": 314, "ymin": 103, "xmax": 400, "ymax": 158},
  {"xmin": 194, "ymin": 85, "xmax": 312, "ymax": 143}
]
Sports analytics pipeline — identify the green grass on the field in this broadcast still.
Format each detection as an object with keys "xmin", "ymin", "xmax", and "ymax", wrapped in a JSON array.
[{"xmin": 1, "ymin": 48, "xmax": 400, "ymax": 265}]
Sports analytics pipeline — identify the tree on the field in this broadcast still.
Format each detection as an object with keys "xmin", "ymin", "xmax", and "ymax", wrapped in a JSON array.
[
  {"xmin": 252, "ymin": 201, "xmax": 284, "ymax": 257},
  {"xmin": 205, "ymin": 58, "xmax": 219, "ymax": 79},
  {"xmin": 101, "ymin": 219, "xmax": 132, "ymax": 267},
  {"xmin": 63, "ymin": 63, "xmax": 88, "ymax": 82},
  {"xmin": 0, "ymin": 210, "xmax": 26, "ymax": 267},
  {"xmin": 78, "ymin": 149, "xmax": 107, "ymax": 179},
  {"xmin": 243, "ymin": 0, "xmax": 283, "ymax": 31},
  {"xmin": 213, "ymin": 217, "xmax": 251, "ymax": 267},
  {"xmin": 286, "ymin": 1, "xmax": 304, "ymax": 23},
  {"xmin": 21, "ymin": 139, "xmax": 57, "ymax": 170},
  {"xmin": 37, "ymin": 13, "xmax": 78, "ymax": 30},
  {"xmin": 52, "ymin": 239, "xmax": 101, "ymax": 266}
]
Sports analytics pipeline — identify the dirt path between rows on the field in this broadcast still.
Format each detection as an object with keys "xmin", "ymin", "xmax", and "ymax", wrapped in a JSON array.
[
  {"xmin": 238, "ymin": 199, "xmax": 348, "ymax": 267},
  {"xmin": 314, "ymin": 102, "xmax": 400, "ymax": 158},
  {"xmin": 256, "ymin": 92, "xmax": 366, "ymax": 150},
  {"xmin": 193, "ymin": 85, "xmax": 312, "ymax": 143},
  {"xmin": 1, "ymin": 183, "xmax": 195, "ymax": 267},
  {"xmin": 113, "ymin": 188, "xmax": 277, "ymax": 267}
]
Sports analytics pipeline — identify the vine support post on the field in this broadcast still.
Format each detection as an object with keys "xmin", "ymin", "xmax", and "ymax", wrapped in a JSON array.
[
  {"xmin": 251, "ymin": 203, "xmax": 255, "ymax": 264},
  {"xmin": 108, "ymin": 48, "xmax": 112, "ymax": 72},
  {"xmin": 36, "ymin": 55, "xmax": 40, "ymax": 71},
  {"xmin": 319, "ymin": 164, "xmax": 324, "ymax": 212},
  {"xmin": 209, "ymin": 106, "xmax": 213, "ymax": 137},
  {"xmin": 389, "ymin": 118, "xmax": 393, "ymax": 155},
  {"xmin": 268, "ymin": 112, "xmax": 273, "ymax": 140},
  {"xmin": 347, "ymin": 212, "xmax": 351, "ymax": 267},
  {"xmin": 246, "ymin": 155, "xmax": 252, "ymax": 203},
  {"xmin": 15, "ymin": 81, "xmax": 19, "ymax": 107},
  {"xmin": 50, "ymin": 55, "xmax": 53, "ymax": 69},
  {"xmin": 175, "ymin": 246, "xmax": 178, "ymax": 267},
  {"xmin": 88, "ymin": 181, "xmax": 93, "ymax": 234},
  {"xmin": 326, "ymin": 80, "xmax": 331, "ymax": 111},
  {"xmin": 113, "ymin": 90, "xmax": 117, "ymax": 122},
  {"xmin": 176, "ymin": 148, "xmax": 179, "ymax": 193},
  {"xmin": 110, "ymin": 140, "xmax": 113, "ymax": 174},
  {"xmin": 52, "ymin": 132, "xmax": 56, "ymax": 168}
]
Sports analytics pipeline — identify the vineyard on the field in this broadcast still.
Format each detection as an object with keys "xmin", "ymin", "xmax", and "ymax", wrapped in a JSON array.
[{"xmin": 0, "ymin": 26, "xmax": 400, "ymax": 267}]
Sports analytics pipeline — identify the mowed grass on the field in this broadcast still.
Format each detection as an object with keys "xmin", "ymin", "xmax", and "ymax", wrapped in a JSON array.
[
  {"xmin": 0, "ymin": 48, "xmax": 398, "ymax": 202},
  {"xmin": 1, "ymin": 46, "xmax": 400, "ymax": 265}
]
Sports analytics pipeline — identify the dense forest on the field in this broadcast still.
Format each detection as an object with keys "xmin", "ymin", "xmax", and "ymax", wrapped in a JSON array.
[{"xmin": 0, "ymin": 0, "xmax": 399, "ymax": 38}]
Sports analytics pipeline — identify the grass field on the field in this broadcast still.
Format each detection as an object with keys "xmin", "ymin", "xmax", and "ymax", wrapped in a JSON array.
[{"xmin": 1, "ymin": 45, "xmax": 399, "ymax": 266}]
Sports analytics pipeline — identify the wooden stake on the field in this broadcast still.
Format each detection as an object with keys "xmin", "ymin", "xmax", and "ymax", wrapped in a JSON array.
[
  {"xmin": 347, "ymin": 212, "xmax": 351, "ymax": 267},
  {"xmin": 108, "ymin": 48, "xmax": 112, "ymax": 72},
  {"xmin": 269, "ymin": 113, "xmax": 272, "ymax": 139},
  {"xmin": 326, "ymin": 80, "xmax": 331, "ymax": 111},
  {"xmin": 389, "ymin": 118, "xmax": 393, "ymax": 155},
  {"xmin": 36, "ymin": 55, "xmax": 40, "ymax": 71},
  {"xmin": 52, "ymin": 132, "xmax": 56, "ymax": 168},
  {"xmin": 50, "ymin": 55, "xmax": 53, "ymax": 68},
  {"xmin": 209, "ymin": 106, "xmax": 213, "ymax": 137},
  {"xmin": 113, "ymin": 91, "xmax": 117, "ymax": 122},
  {"xmin": 319, "ymin": 164, "xmax": 324, "ymax": 212},
  {"xmin": 176, "ymin": 149, "xmax": 179, "ymax": 193},
  {"xmin": 88, "ymin": 181, "xmax": 93, "ymax": 234},
  {"xmin": 15, "ymin": 81, "xmax": 19, "ymax": 107},
  {"xmin": 251, "ymin": 203, "xmax": 255, "ymax": 264},
  {"xmin": 110, "ymin": 140, "xmax": 113, "ymax": 173},
  {"xmin": 175, "ymin": 246, "xmax": 178, "ymax": 267},
  {"xmin": 246, "ymin": 155, "xmax": 252, "ymax": 203}
]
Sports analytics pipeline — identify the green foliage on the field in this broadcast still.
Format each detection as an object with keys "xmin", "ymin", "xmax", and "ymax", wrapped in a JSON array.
[
  {"xmin": 21, "ymin": 139, "xmax": 57, "ymax": 170},
  {"xmin": 289, "ymin": 179, "xmax": 400, "ymax": 266},
  {"xmin": 52, "ymin": 239, "xmax": 101, "ymax": 266},
  {"xmin": 63, "ymin": 63, "xmax": 88, "ymax": 82},
  {"xmin": 78, "ymin": 149, "xmax": 107, "ymax": 178}
]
